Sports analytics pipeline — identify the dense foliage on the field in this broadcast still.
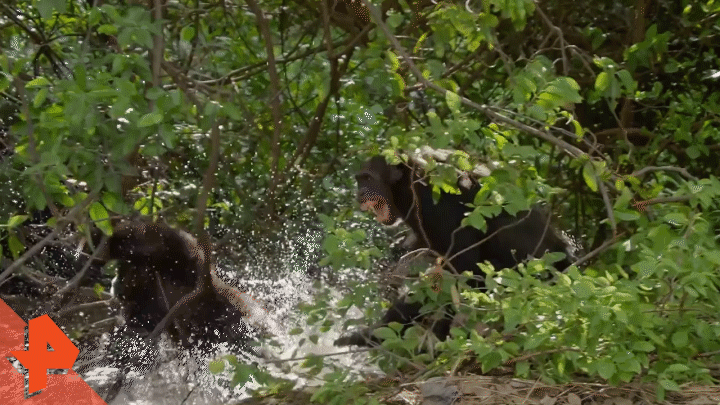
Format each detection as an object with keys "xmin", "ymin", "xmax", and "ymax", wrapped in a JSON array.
[{"xmin": 2, "ymin": 0, "xmax": 720, "ymax": 402}]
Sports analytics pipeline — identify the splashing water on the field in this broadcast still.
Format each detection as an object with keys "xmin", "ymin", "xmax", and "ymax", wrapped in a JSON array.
[{"xmin": 79, "ymin": 223, "xmax": 379, "ymax": 404}]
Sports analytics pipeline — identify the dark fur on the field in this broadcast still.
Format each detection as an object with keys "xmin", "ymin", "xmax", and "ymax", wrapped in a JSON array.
[
  {"xmin": 103, "ymin": 222, "xmax": 247, "ymax": 346},
  {"xmin": 336, "ymin": 156, "xmax": 574, "ymax": 347}
]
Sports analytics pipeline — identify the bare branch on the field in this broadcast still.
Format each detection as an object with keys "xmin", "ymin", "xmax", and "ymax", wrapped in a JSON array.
[
  {"xmin": 632, "ymin": 166, "xmax": 698, "ymax": 181},
  {"xmin": 246, "ymin": 0, "xmax": 284, "ymax": 216},
  {"xmin": 570, "ymin": 232, "xmax": 625, "ymax": 267},
  {"xmin": 360, "ymin": 0, "xmax": 586, "ymax": 159},
  {"xmin": 0, "ymin": 191, "xmax": 98, "ymax": 284}
]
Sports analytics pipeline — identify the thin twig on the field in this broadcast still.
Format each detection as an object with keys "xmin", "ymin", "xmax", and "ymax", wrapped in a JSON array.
[
  {"xmin": 569, "ymin": 232, "xmax": 625, "ymax": 267},
  {"xmin": 360, "ymin": 0, "xmax": 586, "ymax": 159},
  {"xmin": 0, "ymin": 190, "xmax": 98, "ymax": 284},
  {"xmin": 246, "ymin": 0, "xmax": 284, "ymax": 215},
  {"xmin": 631, "ymin": 165, "xmax": 698, "ymax": 181},
  {"xmin": 535, "ymin": 4, "xmax": 569, "ymax": 75},
  {"xmin": 597, "ymin": 179, "xmax": 617, "ymax": 235}
]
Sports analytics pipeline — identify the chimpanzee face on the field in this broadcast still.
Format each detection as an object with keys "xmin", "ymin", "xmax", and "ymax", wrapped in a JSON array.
[{"xmin": 355, "ymin": 156, "xmax": 404, "ymax": 225}]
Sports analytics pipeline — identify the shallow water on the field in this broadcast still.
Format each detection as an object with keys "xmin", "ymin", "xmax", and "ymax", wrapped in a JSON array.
[{"xmin": 79, "ymin": 226, "xmax": 379, "ymax": 404}]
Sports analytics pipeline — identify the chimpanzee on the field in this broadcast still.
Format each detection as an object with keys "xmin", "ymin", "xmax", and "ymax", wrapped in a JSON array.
[
  {"xmin": 334, "ymin": 155, "xmax": 575, "ymax": 347},
  {"xmin": 78, "ymin": 221, "xmax": 269, "ymax": 402},
  {"xmin": 101, "ymin": 221, "xmax": 252, "ymax": 346}
]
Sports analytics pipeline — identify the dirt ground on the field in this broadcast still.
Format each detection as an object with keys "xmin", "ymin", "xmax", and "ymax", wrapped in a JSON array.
[{"xmin": 235, "ymin": 375, "xmax": 720, "ymax": 405}]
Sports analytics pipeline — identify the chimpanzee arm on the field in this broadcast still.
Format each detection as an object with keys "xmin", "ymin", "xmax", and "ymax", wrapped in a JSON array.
[{"xmin": 147, "ymin": 229, "xmax": 213, "ymax": 340}]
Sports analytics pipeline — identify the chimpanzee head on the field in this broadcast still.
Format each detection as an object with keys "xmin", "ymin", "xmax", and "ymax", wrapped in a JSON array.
[
  {"xmin": 105, "ymin": 222, "xmax": 204, "ymax": 269},
  {"xmin": 355, "ymin": 156, "xmax": 405, "ymax": 225}
]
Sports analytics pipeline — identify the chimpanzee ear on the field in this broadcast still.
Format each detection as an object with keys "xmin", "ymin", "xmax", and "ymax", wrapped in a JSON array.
[{"xmin": 388, "ymin": 165, "xmax": 404, "ymax": 184}]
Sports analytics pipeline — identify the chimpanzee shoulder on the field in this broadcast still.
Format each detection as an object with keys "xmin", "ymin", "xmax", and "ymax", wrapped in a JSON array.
[{"xmin": 105, "ymin": 221, "xmax": 202, "ymax": 286}]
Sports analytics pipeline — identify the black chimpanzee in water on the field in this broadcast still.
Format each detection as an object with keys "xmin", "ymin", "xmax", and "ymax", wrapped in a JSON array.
[
  {"xmin": 100, "ymin": 221, "xmax": 253, "ymax": 346},
  {"xmin": 86, "ymin": 221, "xmax": 263, "ymax": 402},
  {"xmin": 334, "ymin": 155, "xmax": 575, "ymax": 347}
]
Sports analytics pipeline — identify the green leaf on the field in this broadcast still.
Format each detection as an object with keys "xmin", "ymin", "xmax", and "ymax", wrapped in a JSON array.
[
  {"xmin": 391, "ymin": 72, "xmax": 405, "ymax": 95},
  {"xmin": 89, "ymin": 202, "xmax": 109, "ymax": 223},
  {"xmin": 593, "ymin": 56, "xmax": 616, "ymax": 69},
  {"xmin": 180, "ymin": 26, "xmax": 196, "ymax": 42},
  {"xmin": 596, "ymin": 359, "xmax": 616, "ymax": 379},
  {"xmin": 671, "ymin": 330, "xmax": 688, "ymax": 348},
  {"xmin": 386, "ymin": 51, "xmax": 400, "ymax": 71},
  {"xmin": 646, "ymin": 24, "xmax": 658, "ymax": 39},
  {"xmin": 445, "ymin": 90, "xmax": 461, "ymax": 113},
  {"xmin": 26, "ymin": 77, "xmax": 51, "ymax": 88},
  {"xmin": 572, "ymin": 279, "xmax": 594, "ymax": 299},
  {"xmin": 117, "ymin": 29, "xmax": 132, "ymax": 49},
  {"xmin": 208, "ymin": 359, "xmax": 225, "ymax": 374},
  {"xmin": 595, "ymin": 71, "xmax": 610, "ymax": 92},
  {"xmin": 515, "ymin": 361, "xmax": 530, "ymax": 377},
  {"xmin": 73, "ymin": 64, "xmax": 88, "ymax": 92},
  {"xmin": 632, "ymin": 341, "xmax": 655, "ymax": 352},
  {"xmin": 465, "ymin": 209, "xmax": 488, "ymax": 232},
  {"xmin": 88, "ymin": 7, "xmax": 102, "ymax": 25},
  {"xmin": 135, "ymin": 29, "xmax": 154, "ymax": 48},
  {"xmin": 536, "ymin": 92, "xmax": 564, "ymax": 110},
  {"xmin": 665, "ymin": 363, "xmax": 690, "ymax": 374},
  {"xmin": 582, "ymin": 161, "xmax": 598, "ymax": 192},
  {"xmin": 545, "ymin": 77, "xmax": 582, "ymax": 103},
  {"xmin": 523, "ymin": 334, "xmax": 546, "ymax": 350},
  {"xmin": 623, "ymin": 358, "xmax": 642, "ymax": 374},
  {"xmin": 373, "ymin": 326, "xmax": 400, "ymax": 340},
  {"xmin": 0, "ymin": 73, "xmax": 9, "ymax": 93},
  {"xmin": 100, "ymin": 193, "xmax": 124, "ymax": 215},
  {"xmin": 386, "ymin": 12, "xmax": 404, "ymax": 28},
  {"xmin": 664, "ymin": 60, "xmax": 679, "ymax": 73},
  {"xmin": 481, "ymin": 351, "xmax": 503, "ymax": 373},
  {"xmin": 88, "ymin": 202, "xmax": 113, "ymax": 235},
  {"xmin": 138, "ymin": 112, "xmax": 163, "ymax": 127},
  {"xmin": 611, "ymin": 306, "xmax": 628, "ymax": 324},
  {"xmin": 615, "ymin": 209, "xmax": 641, "ymax": 221},
  {"xmin": 230, "ymin": 364, "xmax": 253, "ymax": 387},
  {"xmin": 663, "ymin": 212, "xmax": 687, "ymax": 226},
  {"xmin": 659, "ymin": 379, "xmax": 680, "ymax": 391},
  {"xmin": 98, "ymin": 24, "xmax": 118, "ymax": 35},
  {"xmin": 37, "ymin": 0, "xmax": 67, "ymax": 20},
  {"xmin": 8, "ymin": 234, "xmax": 24, "ymax": 259},
  {"xmin": 656, "ymin": 385, "xmax": 666, "ymax": 401},
  {"xmin": 7, "ymin": 215, "xmax": 29, "ymax": 229},
  {"xmin": 414, "ymin": 32, "xmax": 428, "ymax": 53},
  {"xmin": 525, "ymin": 105, "xmax": 547, "ymax": 121},
  {"xmin": 616, "ymin": 69, "xmax": 636, "ymax": 91},
  {"xmin": 504, "ymin": 307, "xmax": 522, "ymax": 330},
  {"xmin": 703, "ymin": 250, "xmax": 720, "ymax": 265}
]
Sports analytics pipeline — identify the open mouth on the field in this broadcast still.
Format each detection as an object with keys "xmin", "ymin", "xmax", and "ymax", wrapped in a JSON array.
[{"xmin": 359, "ymin": 194, "xmax": 391, "ymax": 223}]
